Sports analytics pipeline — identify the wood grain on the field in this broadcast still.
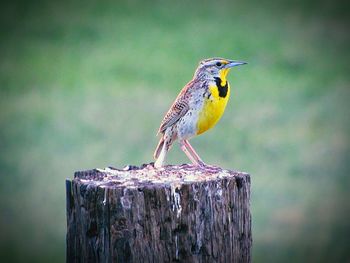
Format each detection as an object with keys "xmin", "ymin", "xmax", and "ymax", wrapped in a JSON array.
[{"xmin": 66, "ymin": 164, "xmax": 251, "ymax": 263}]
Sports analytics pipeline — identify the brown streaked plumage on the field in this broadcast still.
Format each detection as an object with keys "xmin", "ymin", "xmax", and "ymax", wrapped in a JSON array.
[{"xmin": 157, "ymin": 83, "xmax": 192, "ymax": 135}]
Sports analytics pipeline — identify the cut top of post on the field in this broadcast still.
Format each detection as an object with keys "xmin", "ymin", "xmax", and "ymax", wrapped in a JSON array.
[{"xmin": 73, "ymin": 163, "xmax": 250, "ymax": 189}]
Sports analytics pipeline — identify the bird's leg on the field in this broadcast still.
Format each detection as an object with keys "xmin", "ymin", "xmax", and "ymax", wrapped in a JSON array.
[
  {"xmin": 183, "ymin": 140, "xmax": 220, "ymax": 171},
  {"xmin": 183, "ymin": 140, "xmax": 205, "ymax": 166},
  {"xmin": 180, "ymin": 141, "xmax": 201, "ymax": 166}
]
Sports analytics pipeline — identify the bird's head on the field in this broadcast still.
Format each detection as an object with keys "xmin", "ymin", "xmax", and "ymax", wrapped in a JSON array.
[{"xmin": 194, "ymin": 57, "xmax": 247, "ymax": 81}]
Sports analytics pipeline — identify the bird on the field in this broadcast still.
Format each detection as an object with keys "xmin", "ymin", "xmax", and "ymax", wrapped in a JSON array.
[{"xmin": 153, "ymin": 57, "xmax": 246, "ymax": 168}]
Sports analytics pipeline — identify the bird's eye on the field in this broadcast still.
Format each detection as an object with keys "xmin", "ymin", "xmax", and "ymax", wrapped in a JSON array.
[{"xmin": 216, "ymin": 62, "xmax": 222, "ymax": 67}]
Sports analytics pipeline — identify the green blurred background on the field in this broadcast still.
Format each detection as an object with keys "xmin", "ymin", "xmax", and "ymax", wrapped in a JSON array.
[{"xmin": 0, "ymin": 0, "xmax": 349, "ymax": 262}]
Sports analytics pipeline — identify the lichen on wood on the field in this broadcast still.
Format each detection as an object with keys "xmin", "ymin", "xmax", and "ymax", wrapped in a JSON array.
[{"xmin": 66, "ymin": 163, "xmax": 252, "ymax": 263}]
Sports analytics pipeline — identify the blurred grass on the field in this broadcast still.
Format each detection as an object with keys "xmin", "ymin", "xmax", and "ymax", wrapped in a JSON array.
[{"xmin": 0, "ymin": 0, "xmax": 349, "ymax": 262}]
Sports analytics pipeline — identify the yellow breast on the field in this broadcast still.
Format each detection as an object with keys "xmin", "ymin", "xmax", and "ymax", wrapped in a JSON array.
[{"xmin": 197, "ymin": 82, "xmax": 230, "ymax": 135}]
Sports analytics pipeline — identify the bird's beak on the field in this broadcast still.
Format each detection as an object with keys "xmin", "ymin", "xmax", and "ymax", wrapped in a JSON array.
[{"xmin": 225, "ymin": 60, "xmax": 247, "ymax": 68}]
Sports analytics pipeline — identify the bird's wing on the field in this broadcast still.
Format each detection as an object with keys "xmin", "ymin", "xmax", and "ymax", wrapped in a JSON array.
[
  {"xmin": 158, "ymin": 100, "xmax": 189, "ymax": 134},
  {"xmin": 157, "ymin": 81, "xmax": 193, "ymax": 135}
]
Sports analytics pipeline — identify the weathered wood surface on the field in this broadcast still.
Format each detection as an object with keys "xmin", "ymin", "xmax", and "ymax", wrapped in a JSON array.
[{"xmin": 66, "ymin": 163, "xmax": 251, "ymax": 263}]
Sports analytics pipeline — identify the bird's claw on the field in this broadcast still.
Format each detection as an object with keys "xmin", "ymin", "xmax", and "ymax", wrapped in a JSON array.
[{"xmin": 196, "ymin": 161, "xmax": 221, "ymax": 172}]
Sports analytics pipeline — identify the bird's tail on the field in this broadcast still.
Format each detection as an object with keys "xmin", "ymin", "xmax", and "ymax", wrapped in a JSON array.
[{"xmin": 154, "ymin": 136, "xmax": 167, "ymax": 168}]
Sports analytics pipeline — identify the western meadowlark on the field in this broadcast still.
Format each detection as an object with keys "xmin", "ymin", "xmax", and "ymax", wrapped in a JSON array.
[{"xmin": 154, "ymin": 57, "xmax": 246, "ymax": 168}]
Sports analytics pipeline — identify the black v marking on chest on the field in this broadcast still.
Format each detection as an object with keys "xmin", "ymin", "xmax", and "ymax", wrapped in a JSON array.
[{"xmin": 214, "ymin": 77, "xmax": 228, "ymax": 98}]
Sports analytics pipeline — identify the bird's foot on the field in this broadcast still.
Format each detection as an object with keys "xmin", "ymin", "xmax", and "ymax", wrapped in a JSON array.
[{"xmin": 196, "ymin": 161, "xmax": 221, "ymax": 172}]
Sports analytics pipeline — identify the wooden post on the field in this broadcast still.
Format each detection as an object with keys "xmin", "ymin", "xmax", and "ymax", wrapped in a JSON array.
[{"xmin": 66, "ymin": 164, "xmax": 252, "ymax": 263}]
